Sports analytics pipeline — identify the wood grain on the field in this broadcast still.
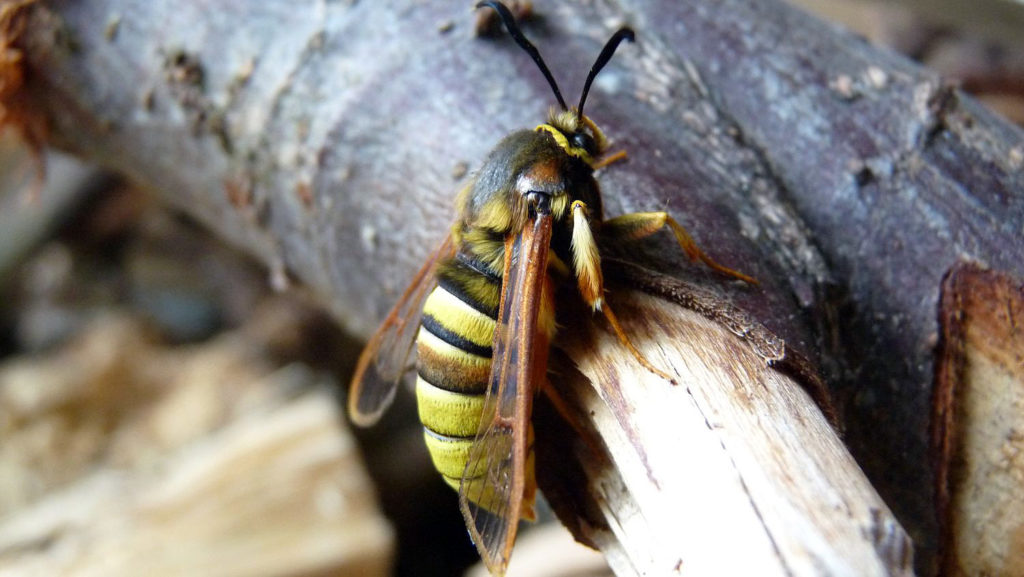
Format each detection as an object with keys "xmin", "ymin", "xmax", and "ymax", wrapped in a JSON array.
[{"xmin": 538, "ymin": 287, "xmax": 913, "ymax": 577}]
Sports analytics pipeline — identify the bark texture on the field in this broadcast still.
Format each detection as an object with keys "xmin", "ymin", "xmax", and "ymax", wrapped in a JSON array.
[{"xmin": 9, "ymin": 0, "xmax": 1024, "ymax": 574}]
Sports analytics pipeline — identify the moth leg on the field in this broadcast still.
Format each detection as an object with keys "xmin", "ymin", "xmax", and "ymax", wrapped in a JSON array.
[
  {"xmin": 580, "ymin": 114, "xmax": 624, "ymax": 171},
  {"xmin": 522, "ymin": 424, "xmax": 538, "ymax": 521},
  {"xmin": 600, "ymin": 304, "xmax": 677, "ymax": 385},
  {"xmin": 570, "ymin": 200, "xmax": 604, "ymax": 311},
  {"xmin": 539, "ymin": 378, "xmax": 604, "ymax": 458},
  {"xmin": 603, "ymin": 212, "xmax": 757, "ymax": 284},
  {"xmin": 571, "ymin": 201, "xmax": 677, "ymax": 384},
  {"xmin": 591, "ymin": 149, "xmax": 627, "ymax": 170}
]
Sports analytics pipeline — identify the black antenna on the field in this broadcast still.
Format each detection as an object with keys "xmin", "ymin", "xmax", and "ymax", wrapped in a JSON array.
[
  {"xmin": 476, "ymin": 1, "xmax": 568, "ymax": 110},
  {"xmin": 577, "ymin": 27, "xmax": 635, "ymax": 122}
]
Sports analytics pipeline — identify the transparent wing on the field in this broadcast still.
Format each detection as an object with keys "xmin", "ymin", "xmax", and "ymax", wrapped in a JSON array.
[
  {"xmin": 347, "ymin": 234, "xmax": 455, "ymax": 426},
  {"xmin": 459, "ymin": 213, "xmax": 552, "ymax": 575}
]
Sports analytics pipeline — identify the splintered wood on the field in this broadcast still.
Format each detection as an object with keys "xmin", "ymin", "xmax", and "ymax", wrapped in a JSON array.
[
  {"xmin": 934, "ymin": 263, "xmax": 1024, "ymax": 577},
  {"xmin": 543, "ymin": 290, "xmax": 914, "ymax": 577},
  {"xmin": 0, "ymin": 313, "xmax": 393, "ymax": 576}
]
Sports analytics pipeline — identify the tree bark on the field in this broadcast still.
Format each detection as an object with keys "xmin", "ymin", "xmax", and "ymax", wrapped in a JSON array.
[{"xmin": 9, "ymin": 0, "xmax": 1024, "ymax": 574}]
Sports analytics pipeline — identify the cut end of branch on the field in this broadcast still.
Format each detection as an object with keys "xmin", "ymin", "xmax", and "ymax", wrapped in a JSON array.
[
  {"xmin": 538, "ymin": 274, "xmax": 911, "ymax": 575},
  {"xmin": 933, "ymin": 261, "xmax": 1024, "ymax": 577}
]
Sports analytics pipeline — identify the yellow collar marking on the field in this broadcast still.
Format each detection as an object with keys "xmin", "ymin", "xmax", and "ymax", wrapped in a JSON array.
[{"xmin": 536, "ymin": 124, "xmax": 594, "ymax": 165}]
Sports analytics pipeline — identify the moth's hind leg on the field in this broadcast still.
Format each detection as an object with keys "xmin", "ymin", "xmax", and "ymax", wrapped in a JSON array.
[
  {"xmin": 571, "ymin": 201, "xmax": 677, "ymax": 384},
  {"xmin": 602, "ymin": 212, "xmax": 757, "ymax": 284}
]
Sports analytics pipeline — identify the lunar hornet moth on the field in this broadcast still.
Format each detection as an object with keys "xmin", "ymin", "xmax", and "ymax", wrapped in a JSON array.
[{"xmin": 348, "ymin": 2, "xmax": 755, "ymax": 574}]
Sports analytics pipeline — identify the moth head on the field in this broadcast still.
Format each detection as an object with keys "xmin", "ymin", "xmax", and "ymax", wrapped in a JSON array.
[{"xmin": 476, "ymin": 1, "xmax": 633, "ymax": 161}]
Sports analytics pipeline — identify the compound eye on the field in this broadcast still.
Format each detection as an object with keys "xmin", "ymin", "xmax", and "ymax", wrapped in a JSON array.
[{"xmin": 570, "ymin": 131, "xmax": 596, "ymax": 156}]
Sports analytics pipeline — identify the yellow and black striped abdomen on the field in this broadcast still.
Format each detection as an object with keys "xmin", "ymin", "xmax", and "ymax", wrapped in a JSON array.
[{"xmin": 416, "ymin": 256, "xmax": 501, "ymax": 491}]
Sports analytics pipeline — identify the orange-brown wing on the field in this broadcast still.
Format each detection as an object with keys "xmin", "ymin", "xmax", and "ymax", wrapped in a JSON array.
[
  {"xmin": 458, "ymin": 212, "xmax": 552, "ymax": 575},
  {"xmin": 347, "ymin": 234, "xmax": 454, "ymax": 427}
]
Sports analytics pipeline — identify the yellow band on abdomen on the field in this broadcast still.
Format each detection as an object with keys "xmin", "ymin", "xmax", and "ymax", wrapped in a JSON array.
[
  {"xmin": 416, "ymin": 327, "xmax": 491, "ymax": 370},
  {"xmin": 416, "ymin": 376, "xmax": 485, "ymax": 438},
  {"xmin": 422, "ymin": 286, "xmax": 496, "ymax": 350},
  {"xmin": 422, "ymin": 429, "xmax": 475, "ymax": 481}
]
